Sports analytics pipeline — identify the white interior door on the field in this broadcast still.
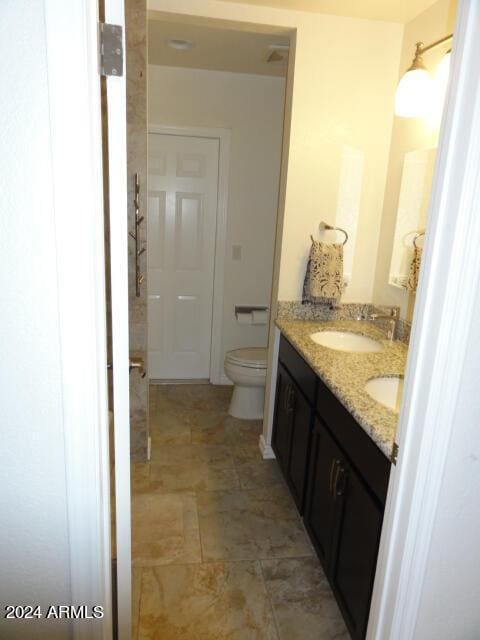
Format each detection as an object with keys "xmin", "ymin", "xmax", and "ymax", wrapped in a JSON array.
[{"xmin": 148, "ymin": 133, "xmax": 220, "ymax": 379}]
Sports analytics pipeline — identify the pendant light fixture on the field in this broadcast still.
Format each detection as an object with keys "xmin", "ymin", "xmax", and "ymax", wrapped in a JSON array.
[{"xmin": 395, "ymin": 34, "xmax": 453, "ymax": 119}]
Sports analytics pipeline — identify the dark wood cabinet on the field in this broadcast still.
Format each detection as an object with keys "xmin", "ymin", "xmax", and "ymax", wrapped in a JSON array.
[
  {"xmin": 304, "ymin": 418, "xmax": 343, "ymax": 567},
  {"xmin": 272, "ymin": 360, "xmax": 313, "ymax": 513},
  {"xmin": 286, "ymin": 384, "xmax": 312, "ymax": 511},
  {"xmin": 273, "ymin": 334, "xmax": 391, "ymax": 640},
  {"xmin": 272, "ymin": 363, "xmax": 294, "ymax": 472},
  {"xmin": 332, "ymin": 460, "xmax": 383, "ymax": 639}
]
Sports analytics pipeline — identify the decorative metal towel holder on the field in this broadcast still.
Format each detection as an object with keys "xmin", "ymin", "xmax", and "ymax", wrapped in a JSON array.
[
  {"xmin": 129, "ymin": 173, "xmax": 146, "ymax": 297},
  {"xmin": 311, "ymin": 221, "xmax": 348, "ymax": 245}
]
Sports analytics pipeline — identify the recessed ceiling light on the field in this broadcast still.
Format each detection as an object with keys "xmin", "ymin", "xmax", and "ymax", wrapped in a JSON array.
[{"xmin": 167, "ymin": 38, "xmax": 194, "ymax": 50}]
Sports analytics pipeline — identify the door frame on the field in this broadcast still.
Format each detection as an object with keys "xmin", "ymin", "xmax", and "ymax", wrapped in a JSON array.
[
  {"xmin": 44, "ymin": 0, "xmax": 117, "ymax": 637},
  {"xmin": 368, "ymin": 0, "xmax": 480, "ymax": 637},
  {"xmin": 147, "ymin": 124, "xmax": 231, "ymax": 384},
  {"xmin": 103, "ymin": 0, "xmax": 132, "ymax": 638}
]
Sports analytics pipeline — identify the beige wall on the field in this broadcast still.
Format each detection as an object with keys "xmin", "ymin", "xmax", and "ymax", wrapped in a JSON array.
[
  {"xmin": 372, "ymin": 0, "xmax": 457, "ymax": 320},
  {"xmin": 277, "ymin": 17, "xmax": 402, "ymax": 303},
  {"xmin": 148, "ymin": 0, "xmax": 403, "ymax": 305},
  {"xmin": 1, "ymin": 4, "xmax": 72, "ymax": 635},
  {"xmin": 148, "ymin": 65, "xmax": 285, "ymax": 363}
]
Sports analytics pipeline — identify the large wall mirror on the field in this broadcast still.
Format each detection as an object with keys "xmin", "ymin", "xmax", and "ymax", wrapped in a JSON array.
[{"xmin": 389, "ymin": 147, "xmax": 436, "ymax": 289}]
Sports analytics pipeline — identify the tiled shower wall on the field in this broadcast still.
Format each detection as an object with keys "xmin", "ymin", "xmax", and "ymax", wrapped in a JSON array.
[{"xmin": 126, "ymin": 0, "xmax": 148, "ymax": 461}]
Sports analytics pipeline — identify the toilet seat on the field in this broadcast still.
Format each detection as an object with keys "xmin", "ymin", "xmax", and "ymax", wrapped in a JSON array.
[{"xmin": 225, "ymin": 347, "xmax": 267, "ymax": 370}]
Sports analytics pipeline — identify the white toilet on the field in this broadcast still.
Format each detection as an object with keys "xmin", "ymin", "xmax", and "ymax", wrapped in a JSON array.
[{"xmin": 224, "ymin": 347, "xmax": 268, "ymax": 419}]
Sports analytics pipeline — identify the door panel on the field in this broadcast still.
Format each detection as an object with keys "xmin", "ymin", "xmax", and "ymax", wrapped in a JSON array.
[
  {"xmin": 332, "ymin": 465, "xmax": 383, "ymax": 639},
  {"xmin": 287, "ymin": 387, "xmax": 312, "ymax": 513},
  {"xmin": 272, "ymin": 364, "xmax": 294, "ymax": 471},
  {"xmin": 304, "ymin": 419, "xmax": 342, "ymax": 568},
  {"xmin": 174, "ymin": 193, "xmax": 204, "ymax": 271},
  {"xmin": 148, "ymin": 133, "xmax": 219, "ymax": 379},
  {"xmin": 148, "ymin": 191, "xmax": 166, "ymax": 270}
]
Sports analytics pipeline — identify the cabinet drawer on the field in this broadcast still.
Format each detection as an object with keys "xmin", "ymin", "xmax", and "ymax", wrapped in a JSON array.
[
  {"xmin": 316, "ymin": 376, "xmax": 390, "ymax": 506},
  {"xmin": 279, "ymin": 335, "xmax": 317, "ymax": 405}
]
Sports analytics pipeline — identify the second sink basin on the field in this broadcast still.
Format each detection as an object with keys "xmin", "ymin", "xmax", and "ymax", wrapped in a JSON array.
[
  {"xmin": 365, "ymin": 376, "xmax": 404, "ymax": 413},
  {"xmin": 310, "ymin": 330, "xmax": 383, "ymax": 353}
]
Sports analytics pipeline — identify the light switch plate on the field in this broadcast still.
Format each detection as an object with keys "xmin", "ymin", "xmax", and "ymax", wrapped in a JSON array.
[{"xmin": 232, "ymin": 245, "xmax": 242, "ymax": 260}]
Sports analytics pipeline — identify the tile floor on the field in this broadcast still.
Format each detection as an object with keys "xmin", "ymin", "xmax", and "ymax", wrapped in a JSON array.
[{"xmin": 131, "ymin": 383, "xmax": 349, "ymax": 640}]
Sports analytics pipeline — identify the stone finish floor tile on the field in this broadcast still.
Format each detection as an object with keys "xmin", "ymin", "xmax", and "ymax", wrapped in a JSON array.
[
  {"xmin": 197, "ymin": 487, "xmax": 314, "ymax": 562},
  {"xmin": 150, "ymin": 415, "xmax": 191, "ymax": 446},
  {"xmin": 261, "ymin": 558, "xmax": 350, "ymax": 640},
  {"xmin": 133, "ymin": 384, "xmax": 347, "ymax": 639},
  {"xmin": 132, "ymin": 492, "xmax": 201, "ymax": 567},
  {"xmin": 138, "ymin": 561, "xmax": 278, "ymax": 640},
  {"xmin": 132, "ymin": 567, "xmax": 142, "ymax": 640},
  {"xmin": 233, "ymin": 442, "xmax": 285, "ymax": 491},
  {"xmin": 161, "ymin": 383, "xmax": 232, "ymax": 413},
  {"xmin": 148, "ymin": 457, "xmax": 240, "ymax": 493},
  {"xmin": 189, "ymin": 413, "xmax": 263, "ymax": 446},
  {"xmin": 131, "ymin": 462, "xmax": 150, "ymax": 494}
]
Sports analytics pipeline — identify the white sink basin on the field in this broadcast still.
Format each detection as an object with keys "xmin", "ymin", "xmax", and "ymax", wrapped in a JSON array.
[
  {"xmin": 310, "ymin": 330, "xmax": 383, "ymax": 353},
  {"xmin": 365, "ymin": 376, "xmax": 404, "ymax": 413}
]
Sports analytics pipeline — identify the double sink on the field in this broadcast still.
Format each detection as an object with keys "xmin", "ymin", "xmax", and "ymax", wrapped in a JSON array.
[{"xmin": 310, "ymin": 330, "xmax": 404, "ymax": 413}]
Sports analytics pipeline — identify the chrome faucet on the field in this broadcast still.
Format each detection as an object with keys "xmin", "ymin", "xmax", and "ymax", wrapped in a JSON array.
[{"xmin": 368, "ymin": 308, "xmax": 399, "ymax": 341}]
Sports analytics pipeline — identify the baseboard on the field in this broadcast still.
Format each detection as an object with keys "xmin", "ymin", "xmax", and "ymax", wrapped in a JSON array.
[
  {"xmin": 149, "ymin": 378, "xmax": 210, "ymax": 385},
  {"xmin": 210, "ymin": 374, "xmax": 233, "ymax": 386},
  {"xmin": 259, "ymin": 434, "xmax": 276, "ymax": 460}
]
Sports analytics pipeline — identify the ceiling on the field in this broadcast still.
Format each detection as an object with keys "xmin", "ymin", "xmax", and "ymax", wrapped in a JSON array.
[
  {"xmin": 215, "ymin": 0, "xmax": 438, "ymax": 23},
  {"xmin": 148, "ymin": 20, "xmax": 290, "ymax": 77},
  {"xmin": 148, "ymin": 0, "xmax": 437, "ymax": 78}
]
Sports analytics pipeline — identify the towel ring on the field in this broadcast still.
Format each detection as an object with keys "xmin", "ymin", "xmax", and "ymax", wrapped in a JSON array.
[
  {"xmin": 413, "ymin": 231, "xmax": 425, "ymax": 248},
  {"xmin": 316, "ymin": 221, "xmax": 348, "ymax": 245}
]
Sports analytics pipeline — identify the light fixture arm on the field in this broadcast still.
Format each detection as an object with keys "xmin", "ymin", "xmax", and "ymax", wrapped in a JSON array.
[
  {"xmin": 417, "ymin": 33, "xmax": 453, "ymax": 56},
  {"xmin": 395, "ymin": 33, "xmax": 453, "ymax": 118}
]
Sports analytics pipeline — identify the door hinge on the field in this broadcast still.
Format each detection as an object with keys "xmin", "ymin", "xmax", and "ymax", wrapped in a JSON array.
[
  {"xmin": 99, "ymin": 23, "xmax": 123, "ymax": 77},
  {"xmin": 390, "ymin": 442, "xmax": 399, "ymax": 465}
]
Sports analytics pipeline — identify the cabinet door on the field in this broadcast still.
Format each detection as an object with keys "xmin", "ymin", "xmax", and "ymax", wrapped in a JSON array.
[
  {"xmin": 331, "ymin": 462, "xmax": 383, "ymax": 639},
  {"xmin": 287, "ymin": 385, "xmax": 312, "ymax": 513},
  {"xmin": 272, "ymin": 364, "xmax": 294, "ymax": 474},
  {"xmin": 304, "ymin": 418, "xmax": 343, "ymax": 569}
]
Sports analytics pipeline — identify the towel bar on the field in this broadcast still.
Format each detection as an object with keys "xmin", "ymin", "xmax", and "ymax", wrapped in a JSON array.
[
  {"xmin": 129, "ymin": 173, "xmax": 146, "ymax": 297},
  {"xmin": 311, "ymin": 221, "xmax": 348, "ymax": 245}
]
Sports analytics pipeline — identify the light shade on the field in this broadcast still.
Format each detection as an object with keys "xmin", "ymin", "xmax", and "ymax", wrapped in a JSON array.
[
  {"xmin": 430, "ymin": 51, "xmax": 451, "ymax": 124},
  {"xmin": 395, "ymin": 67, "xmax": 432, "ymax": 118}
]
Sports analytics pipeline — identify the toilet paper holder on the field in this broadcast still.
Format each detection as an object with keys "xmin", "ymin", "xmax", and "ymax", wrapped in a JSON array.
[
  {"xmin": 235, "ymin": 306, "xmax": 269, "ymax": 325},
  {"xmin": 235, "ymin": 305, "xmax": 269, "ymax": 317}
]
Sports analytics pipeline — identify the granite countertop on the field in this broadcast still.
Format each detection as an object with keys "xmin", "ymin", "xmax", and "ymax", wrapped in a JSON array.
[{"xmin": 275, "ymin": 318, "xmax": 408, "ymax": 460}]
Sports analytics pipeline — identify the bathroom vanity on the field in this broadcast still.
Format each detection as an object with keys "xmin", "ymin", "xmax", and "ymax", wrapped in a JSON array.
[{"xmin": 272, "ymin": 322, "xmax": 406, "ymax": 640}]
